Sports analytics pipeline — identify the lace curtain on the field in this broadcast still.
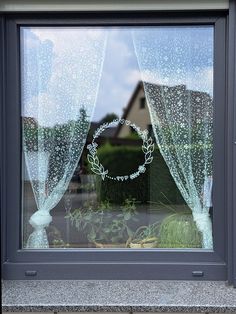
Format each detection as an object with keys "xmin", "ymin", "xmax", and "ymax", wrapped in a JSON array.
[
  {"xmin": 132, "ymin": 27, "xmax": 214, "ymax": 249},
  {"xmin": 22, "ymin": 28, "xmax": 107, "ymax": 248}
]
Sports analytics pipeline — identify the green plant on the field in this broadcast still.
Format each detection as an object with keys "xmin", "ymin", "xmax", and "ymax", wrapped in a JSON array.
[
  {"xmin": 158, "ymin": 212, "xmax": 202, "ymax": 248},
  {"xmin": 66, "ymin": 198, "xmax": 138, "ymax": 244},
  {"xmin": 65, "ymin": 200, "xmax": 102, "ymax": 243},
  {"xmin": 102, "ymin": 198, "xmax": 138, "ymax": 243}
]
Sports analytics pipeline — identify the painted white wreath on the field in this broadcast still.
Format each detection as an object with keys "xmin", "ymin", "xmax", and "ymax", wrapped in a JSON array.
[{"xmin": 87, "ymin": 119, "xmax": 154, "ymax": 181}]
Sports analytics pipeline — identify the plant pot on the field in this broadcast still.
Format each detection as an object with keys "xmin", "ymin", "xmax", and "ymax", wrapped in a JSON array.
[
  {"xmin": 94, "ymin": 242, "xmax": 127, "ymax": 248},
  {"xmin": 129, "ymin": 237, "xmax": 158, "ymax": 248},
  {"xmin": 159, "ymin": 212, "xmax": 202, "ymax": 248},
  {"xmin": 129, "ymin": 242, "xmax": 157, "ymax": 248}
]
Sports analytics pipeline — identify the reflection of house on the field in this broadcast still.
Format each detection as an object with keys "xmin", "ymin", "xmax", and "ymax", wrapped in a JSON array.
[
  {"xmin": 115, "ymin": 82, "xmax": 150, "ymax": 138},
  {"xmin": 115, "ymin": 81, "xmax": 213, "ymax": 138},
  {"xmin": 87, "ymin": 120, "xmax": 142, "ymax": 147}
]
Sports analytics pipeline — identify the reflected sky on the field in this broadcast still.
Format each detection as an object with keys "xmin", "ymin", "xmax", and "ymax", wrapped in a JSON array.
[{"xmin": 21, "ymin": 26, "xmax": 213, "ymax": 126}]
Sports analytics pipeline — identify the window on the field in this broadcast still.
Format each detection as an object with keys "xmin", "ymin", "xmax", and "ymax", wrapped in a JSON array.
[
  {"xmin": 22, "ymin": 25, "xmax": 214, "ymax": 250},
  {"xmin": 139, "ymin": 97, "xmax": 146, "ymax": 109},
  {"xmin": 2, "ymin": 12, "xmax": 232, "ymax": 281}
]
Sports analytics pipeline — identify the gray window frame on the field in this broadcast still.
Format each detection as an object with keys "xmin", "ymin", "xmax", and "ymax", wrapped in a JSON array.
[
  {"xmin": 227, "ymin": 0, "xmax": 236, "ymax": 287},
  {"xmin": 0, "ymin": 9, "xmax": 235, "ymax": 283}
]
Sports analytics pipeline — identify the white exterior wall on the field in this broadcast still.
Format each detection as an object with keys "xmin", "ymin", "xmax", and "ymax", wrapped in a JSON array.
[
  {"xmin": 0, "ymin": 0, "xmax": 229, "ymax": 12},
  {"xmin": 118, "ymin": 87, "xmax": 151, "ymax": 138}
]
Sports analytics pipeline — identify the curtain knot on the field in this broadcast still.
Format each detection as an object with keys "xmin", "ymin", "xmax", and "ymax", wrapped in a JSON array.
[
  {"xmin": 192, "ymin": 211, "xmax": 213, "ymax": 249},
  {"xmin": 29, "ymin": 210, "xmax": 52, "ymax": 230},
  {"xmin": 192, "ymin": 211, "xmax": 210, "ymax": 227}
]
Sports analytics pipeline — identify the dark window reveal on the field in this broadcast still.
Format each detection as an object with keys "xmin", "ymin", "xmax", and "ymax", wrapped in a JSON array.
[{"xmin": 140, "ymin": 97, "xmax": 146, "ymax": 109}]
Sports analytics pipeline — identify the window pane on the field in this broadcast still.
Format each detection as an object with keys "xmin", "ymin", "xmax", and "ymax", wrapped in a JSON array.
[{"xmin": 21, "ymin": 26, "xmax": 214, "ymax": 250}]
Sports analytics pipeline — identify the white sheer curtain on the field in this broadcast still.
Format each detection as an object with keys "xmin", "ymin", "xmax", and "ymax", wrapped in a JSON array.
[
  {"xmin": 22, "ymin": 28, "xmax": 107, "ymax": 248},
  {"xmin": 132, "ymin": 27, "xmax": 214, "ymax": 249}
]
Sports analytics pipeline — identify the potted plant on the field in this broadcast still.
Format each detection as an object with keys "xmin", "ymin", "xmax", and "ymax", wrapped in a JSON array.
[
  {"xmin": 158, "ymin": 211, "xmax": 202, "ymax": 248},
  {"xmin": 65, "ymin": 200, "xmax": 104, "ymax": 246},
  {"xmin": 66, "ymin": 198, "xmax": 138, "ymax": 247},
  {"xmin": 127, "ymin": 222, "xmax": 159, "ymax": 248},
  {"xmin": 94, "ymin": 198, "xmax": 138, "ymax": 248}
]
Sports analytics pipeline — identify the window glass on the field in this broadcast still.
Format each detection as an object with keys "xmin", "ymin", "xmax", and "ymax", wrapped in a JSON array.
[
  {"xmin": 21, "ymin": 26, "xmax": 214, "ymax": 250},
  {"xmin": 140, "ymin": 97, "xmax": 146, "ymax": 109}
]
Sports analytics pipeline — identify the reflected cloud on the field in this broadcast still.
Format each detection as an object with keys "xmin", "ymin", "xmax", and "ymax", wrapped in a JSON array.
[
  {"xmin": 22, "ymin": 27, "xmax": 107, "ymax": 126},
  {"xmin": 94, "ymin": 29, "xmax": 141, "ymax": 121},
  {"xmin": 22, "ymin": 27, "xmax": 213, "ymax": 126}
]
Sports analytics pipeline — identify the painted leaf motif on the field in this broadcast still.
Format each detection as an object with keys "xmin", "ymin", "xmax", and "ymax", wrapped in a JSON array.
[
  {"xmin": 101, "ymin": 170, "xmax": 108, "ymax": 180},
  {"xmin": 91, "ymin": 167, "xmax": 102, "ymax": 175},
  {"xmin": 93, "ymin": 156, "xmax": 99, "ymax": 166},
  {"xmin": 142, "ymin": 145, "xmax": 148, "ymax": 153},
  {"xmin": 88, "ymin": 120, "xmax": 154, "ymax": 181},
  {"xmin": 149, "ymin": 144, "xmax": 154, "ymax": 152},
  {"xmin": 145, "ymin": 156, "xmax": 153, "ymax": 164},
  {"xmin": 87, "ymin": 154, "xmax": 94, "ymax": 164}
]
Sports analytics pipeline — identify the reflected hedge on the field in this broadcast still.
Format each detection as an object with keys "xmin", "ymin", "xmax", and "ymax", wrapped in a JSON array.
[{"xmin": 95, "ymin": 143, "xmax": 184, "ymax": 205}]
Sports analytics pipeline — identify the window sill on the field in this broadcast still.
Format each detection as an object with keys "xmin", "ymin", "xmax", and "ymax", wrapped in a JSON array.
[{"xmin": 2, "ymin": 280, "xmax": 236, "ymax": 313}]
